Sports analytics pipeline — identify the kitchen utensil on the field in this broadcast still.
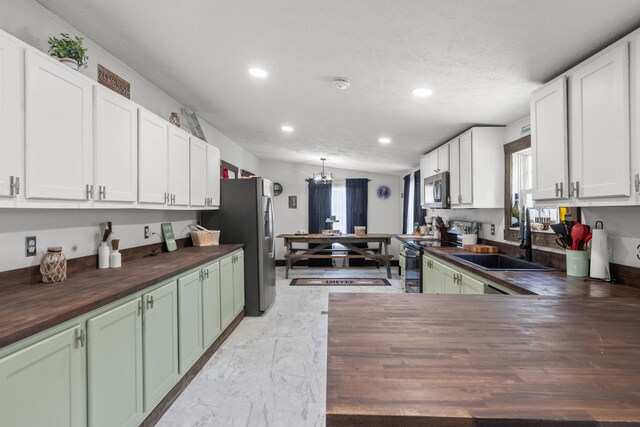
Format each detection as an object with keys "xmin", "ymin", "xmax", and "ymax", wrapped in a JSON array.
[
  {"xmin": 570, "ymin": 223, "xmax": 588, "ymax": 251},
  {"xmin": 582, "ymin": 232, "xmax": 592, "ymax": 250},
  {"xmin": 551, "ymin": 223, "xmax": 569, "ymax": 248},
  {"xmin": 555, "ymin": 237, "xmax": 567, "ymax": 249}
]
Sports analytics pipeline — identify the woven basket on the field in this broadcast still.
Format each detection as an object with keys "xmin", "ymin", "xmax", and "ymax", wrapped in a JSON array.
[{"xmin": 189, "ymin": 225, "xmax": 220, "ymax": 246}]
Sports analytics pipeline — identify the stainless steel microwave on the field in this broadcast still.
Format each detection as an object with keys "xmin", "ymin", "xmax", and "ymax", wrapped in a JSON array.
[{"xmin": 424, "ymin": 171, "xmax": 450, "ymax": 209}]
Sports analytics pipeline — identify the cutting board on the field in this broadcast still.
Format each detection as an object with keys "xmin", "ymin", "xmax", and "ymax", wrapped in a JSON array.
[{"xmin": 463, "ymin": 244, "xmax": 499, "ymax": 253}]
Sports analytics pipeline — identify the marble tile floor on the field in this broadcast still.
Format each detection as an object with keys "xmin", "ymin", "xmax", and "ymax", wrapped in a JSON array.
[{"xmin": 157, "ymin": 266, "xmax": 403, "ymax": 427}]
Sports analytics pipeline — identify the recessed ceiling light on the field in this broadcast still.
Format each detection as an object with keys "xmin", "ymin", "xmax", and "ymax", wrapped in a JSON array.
[
  {"xmin": 412, "ymin": 87, "xmax": 433, "ymax": 97},
  {"xmin": 281, "ymin": 125, "xmax": 294, "ymax": 133},
  {"xmin": 378, "ymin": 137, "xmax": 392, "ymax": 144},
  {"xmin": 248, "ymin": 68, "xmax": 268, "ymax": 78}
]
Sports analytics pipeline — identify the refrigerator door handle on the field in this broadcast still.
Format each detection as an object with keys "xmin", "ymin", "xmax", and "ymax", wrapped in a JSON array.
[{"xmin": 266, "ymin": 197, "xmax": 275, "ymax": 258}]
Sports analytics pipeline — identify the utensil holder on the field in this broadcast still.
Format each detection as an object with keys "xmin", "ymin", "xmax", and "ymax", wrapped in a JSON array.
[
  {"xmin": 461, "ymin": 234, "xmax": 478, "ymax": 245},
  {"xmin": 566, "ymin": 250, "xmax": 590, "ymax": 277}
]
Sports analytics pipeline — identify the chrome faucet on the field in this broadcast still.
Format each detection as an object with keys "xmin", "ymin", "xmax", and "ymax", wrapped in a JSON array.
[{"xmin": 518, "ymin": 205, "xmax": 533, "ymax": 262}]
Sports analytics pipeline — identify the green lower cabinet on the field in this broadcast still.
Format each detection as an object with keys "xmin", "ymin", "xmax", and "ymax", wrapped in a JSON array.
[
  {"xmin": 233, "ymin": 251, "xmax": 245, "ymax": 316},
  {"xmin": 0, "ymin": 325, "xmax": 86, "ymax": 427},
  {"xmin": 87, "ymin": 299, "xmax": 143, "ymax": 427},
  {"xmin": 220, "ymin": 255, "xmax": 235, "ymax": 329},
  {"xmin": 422, "ymin": 256, "xmax": 442, "ymax": 294},
  {"xmin": 460, "ymin": 273, "xmax": 485, "ymax": 294},
  {"xmin": 202, "ymin": 261, "xmax": 222, "ymax": 348},
  {"xmin": 440, "ymin": 262, "xmax": 460, "ymax": 294},
  {"xmin": 178, "ymin": 270, "xmax": 203, "ymax": 374},
  {"xmin": 143, "ymin": 281, "xmax": 179, "ymax": 412}
]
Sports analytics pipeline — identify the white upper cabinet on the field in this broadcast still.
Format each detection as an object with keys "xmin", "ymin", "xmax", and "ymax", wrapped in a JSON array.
[
  {"xmin": 633, "ymin": 34, "xmax": 640, "ymax": 198},
  {"xmin": 94, "ymin": 86, "xmax": 138, "ymax": 203},
  {"xmin": 458, "ymin": 131, "xmax": 473, "ymax": 205},
  {"xmin": 167, "ymin": 126, "xmax": 190, "ymax": 206},
  {"xmin": 0, "ymin": 33, "xmax": 22, "ymax": 198},
  {"xmin": 569, "ymin": 43, "xmax": 630, "ymax": 199},
  {"xmin": 449, "ymin": 138, "xmax": 461, "ymax": 206},
  {"xmin": 531, "ymin": 77, "xmax": 568, "ymax": 201},
  {"xmin": 25, "ymin": 51, "xmax": 93, "ymax": 200},
  {"xmin": 206, "ymin": 144, "xmax": 221, "ymax": 207},
  {"xmin": 419, "ymin": 154, "xmax": 429, "ymax": 206},
  {"xmin": 138, "ymin": 109, "xmax": 168, "ymax": 204},
  {"xmin": 437, "ymin": 144, "xmax": 450, "ymax": 173},
  {"xmin": 427, "ymin": 150, "xmax": 439, "ymax": 176},
  {"xmin": 189, "ymin": 137, "xmax": 207, "ymax": 207}
]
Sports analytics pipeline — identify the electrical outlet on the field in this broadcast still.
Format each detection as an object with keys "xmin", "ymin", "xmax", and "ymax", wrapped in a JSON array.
[
  {"xmin": 490, "ymin": 224, "xmax": 495, "ymax": 236},
  {"xmin": 25, "ymin": 236, "xmax": 37, "ymax": 257},
  {"xmin": 144, "ymin": 226, "xmax": 150, "ymax": 239}
]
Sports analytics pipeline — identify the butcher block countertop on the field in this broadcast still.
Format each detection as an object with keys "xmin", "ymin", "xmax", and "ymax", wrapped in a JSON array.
[
  {"xmin": 423, "ymin": 246, "xmax": 640, "ymax": 297},
  {"xmin": 326, "ymin": 293, "xmax": 640, "ymax": 426},
  {"xmin": 0, "ymin": 244, "xmax": 243, "ymax": 349}
]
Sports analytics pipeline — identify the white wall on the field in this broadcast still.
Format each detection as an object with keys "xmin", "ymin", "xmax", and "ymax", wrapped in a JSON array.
[
  {"xmin": 260, "ymin": 160, "xmax": 403, "ymax": 260},
  {"xmin": 0, "ymin": 0, "xmax": 262, "ymax": 272}
]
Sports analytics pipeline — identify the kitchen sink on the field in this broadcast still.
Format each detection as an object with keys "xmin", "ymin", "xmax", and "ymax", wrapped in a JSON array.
[{"xmin": 450, "ymin": 254, "xmax": 557, "ymax": 271}]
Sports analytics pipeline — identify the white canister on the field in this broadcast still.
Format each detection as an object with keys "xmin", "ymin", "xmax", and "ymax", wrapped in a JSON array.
[
  {"xmin": 461, "ymin": 234, "xmax": 478, "ymax": 245},
  {"xmin": 98, "ymin": 242, "xmax": 110, "ymax": 269},
  {"xmin": 110, "ymin": 250, "xmax": 122, "ymax": 268}
]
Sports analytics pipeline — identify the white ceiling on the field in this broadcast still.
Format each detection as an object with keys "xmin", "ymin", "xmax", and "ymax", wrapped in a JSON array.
[{"xmin": 37, "ymin": 0, "xmax": 640, "ymax": 174}]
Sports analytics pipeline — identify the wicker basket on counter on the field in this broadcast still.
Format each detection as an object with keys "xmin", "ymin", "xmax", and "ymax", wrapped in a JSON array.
[{"xmin": 189, "ymin": 225, "xmax": 220, "ymax": 246}]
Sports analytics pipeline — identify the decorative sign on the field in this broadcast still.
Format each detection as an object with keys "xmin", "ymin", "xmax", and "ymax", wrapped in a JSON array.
[
  {"xmin": 180, "ymin": 107, "xmax": 207, "ymax": 141},
  {"xmin": 97, "ymin": 64, "xmax": 130, "ymax": 99},
  {"xmin": 161, "ymin": 223, "xmax": 177, "ymax": 252},
  {"xmin": 521, "ymin": 124, "xmax": 531, "ymax": 136},
  {"xmin": 288, "ymin": 196, "xmax": 297, "ymax": 209}
]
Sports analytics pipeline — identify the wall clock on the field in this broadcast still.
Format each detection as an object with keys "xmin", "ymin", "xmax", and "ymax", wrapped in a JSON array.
[
  {"xmin": 377, "ymin": 185, "xmax": 391, "ymax": 200},
  {"xmin": 273, "ymin": 182, "xmax": 283, "ymax": 196}
]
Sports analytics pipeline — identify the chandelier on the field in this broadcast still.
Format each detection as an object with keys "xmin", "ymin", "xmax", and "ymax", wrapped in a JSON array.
[{"xmin": 313, "ymin": 158, "xmax": 334, "ymax": 183}]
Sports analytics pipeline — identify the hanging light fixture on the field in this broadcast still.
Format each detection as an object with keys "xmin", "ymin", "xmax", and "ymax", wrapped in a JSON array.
[{"xmin": 313, "ymin": 158, "xmax": 334, "ymax": 183}]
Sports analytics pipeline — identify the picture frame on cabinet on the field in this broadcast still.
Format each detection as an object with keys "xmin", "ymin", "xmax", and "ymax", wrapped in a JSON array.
[
  {"xmin": 161, "ymin": 223, "xmax": 177, "ymax": 252},
  {"xmin": 180, "ymin": 107, "xmax": 207, "ymax": 141}
]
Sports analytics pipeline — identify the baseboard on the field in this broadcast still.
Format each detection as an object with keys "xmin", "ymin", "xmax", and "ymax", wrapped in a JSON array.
[{"xmin": 276, "ymin": 259, "xmax": 399, "ymax": 267}]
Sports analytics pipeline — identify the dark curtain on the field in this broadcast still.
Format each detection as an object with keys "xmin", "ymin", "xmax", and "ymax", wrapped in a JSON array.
[
  {"xmin": 346, "ymin": 179, "xmax": 368, "ymax": 266},
  {"xmin": 346, "ymin": 179, "xmax": 369, "ymax": 233},
  {"xmin": 308, "ymin": 181, "xmax": 332, "ymax": 267},
  {"xmin": 308, "ymin": 181, "xmax": 332, "ymax": 233},
  {"xmin": 402, "ymin": 174, "xmax": 411, "ymax": 234},
  {"xmin": 413, "ymin": 170, "xmax": 423, "ymax": 229}
]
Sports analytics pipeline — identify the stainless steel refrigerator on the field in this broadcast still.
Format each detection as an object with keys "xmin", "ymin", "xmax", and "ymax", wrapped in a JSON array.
[{"xmin": 201, "ymin": 177, "xmax": 276, "ymax": 316}]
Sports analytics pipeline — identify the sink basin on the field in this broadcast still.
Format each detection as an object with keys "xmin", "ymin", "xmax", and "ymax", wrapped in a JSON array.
[{"xmin": 451, "ymin": 254, "xmax": 556, "ymax": 271}]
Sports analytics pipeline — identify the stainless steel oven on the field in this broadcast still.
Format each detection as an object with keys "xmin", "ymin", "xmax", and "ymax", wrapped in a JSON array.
[
  {"xmin": 423, "ymin": 171, "xmax": 450, "ymax": 209},
  {"xmin": 400, "ymin": 243, "xmax": 421, "ymax": 293}
]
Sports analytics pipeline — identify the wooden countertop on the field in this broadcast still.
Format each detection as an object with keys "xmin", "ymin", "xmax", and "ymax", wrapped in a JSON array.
[
  {"xmin": 326, "ymin": 293, "xmax": 640, "ymax": 426},
  {"xmin": 0, "ymin": 244, "xmax": 243, "ymax": 349},
  {"xmin": 277, "ymin": 233, "xmax": 391, "ymax": 240},
  {"xmin": 422, "ymin": 246, "xmax": 640, "ymax": 297}
]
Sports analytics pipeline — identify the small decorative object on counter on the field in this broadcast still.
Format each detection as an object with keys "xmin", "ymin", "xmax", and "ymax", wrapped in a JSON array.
[
  {"xmin": 354, "ymin": 226, "xmax": 366, "ymax": 236},
  {"xmin": 98, "ymin": 242, "xmax": 110, "ymax": 269},
  {"xmin": 110, "ymin": 239, "xmax": 122, "ymax": 268},
  {"xmin": 189, "ymin": 224, "xmax": 220, "ymax": 246},
  {"xmin": 169, "ymin": 112, "xmax": 181, "ymax": 127},
  {"xmin": 40, "ymin": 247, "xmax": 67, "ymax": 283},
  {"xmin": 162, "ymin": 222, "xmax": 178, "ymax": 251}
]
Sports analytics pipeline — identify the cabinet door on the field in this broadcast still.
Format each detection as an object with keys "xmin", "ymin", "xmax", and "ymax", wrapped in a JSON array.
[
  {"xmin": 88, "ymin": 299, "xmax": 143, "ymax": 427},
  {"xmin": 178, "ymin": 270, "xmax": 203, "ymax": 374},
  {"xmin": 167, "ymin": 126, "xmax": 190, "ymax": 206},
  {"xmin": 143, "ymin": 281, "xmax": 178, "ymax": 412},
  {"xmin": 459, "ymin": 131, "xmax": 473, "ymax": 205},
  {"xmin": 449, "ymin": 138, "xmax": 461, "ymax": 206},
  {"xmin": 220, "ymin": 255, "xmax": 235, "ymax": 329},
  {"xmin": 190, "ymin": 137, "xmax": 207, "ymax": 207},
  {"xmin": 206, "ymin": 144, "xmax": 221, "ymax": 207},
  {"xmin": 0, "ymin": 33, "xmax": 21, "ymax": 198},
  {"xmin": 202, "ymin": 261, "xmax": 222, "ymax": 348},
  {"xmin": 233, "ymin": 251, "xmax": 245, "ymax": 316},
  {"xmin": 439, "ymin": 262, "xmax": 461, "ymax": 294},
  {"xmin": 0, "ymin": 326, "xmax": 86, "ymax": 427},
  {"xmin": 531, "ymin": 77, "xmax": 569, "ymax": 200},
  {"xmin": 419, "ymin": 155, "xmax": 429, "ymax": 207},
  {"xmin": 427, "ymin": 151, "xmax": 439, "ymax": 176},
  {"xmin": 94, "ymin": 86, "xmax": 138, "ymax": 203},
  {"xmin": 138, "ymin": 109, "xmax": 168, "ymax": 204},
  {"xmin": 421, "ymin": 256, "xmax": 441, "ymax": 294},
  {"xmin": 570, "ymin": 43, "xmax": 630, "ymax": 199},
  {"xmin": 460, "ymin": 273, "xmax": 485, "ymax": 295},
  {"xmin": 437, "ymin": 144, "xmax": 450, "ymax": 173},
  {"xmin": 25, "ymin": 51, "xmax": 93, "ymax": 200}
]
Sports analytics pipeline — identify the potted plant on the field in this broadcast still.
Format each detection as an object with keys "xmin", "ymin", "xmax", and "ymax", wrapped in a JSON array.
[{"xmin": 47, "ymin": 33, "xmax": 88, "ymax": 70}]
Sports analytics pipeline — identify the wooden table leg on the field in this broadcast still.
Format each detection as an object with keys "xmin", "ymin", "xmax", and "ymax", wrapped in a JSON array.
[
  {"xmin": 377, "ymin": 242, "xmax": 383, "ymax": 268},
  {"xmin": 285, "ymin": 239, "xmax": 291, "ymax": 279},
  {"xmin": 384, "ymin": 240, "xmax": 391, "ymax": 279}
]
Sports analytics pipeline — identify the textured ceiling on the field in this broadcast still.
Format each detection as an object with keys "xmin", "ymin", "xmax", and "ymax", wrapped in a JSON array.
[{"xmin": 37, "ymin": 0, "xmax": 640, "ymax": 174}]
